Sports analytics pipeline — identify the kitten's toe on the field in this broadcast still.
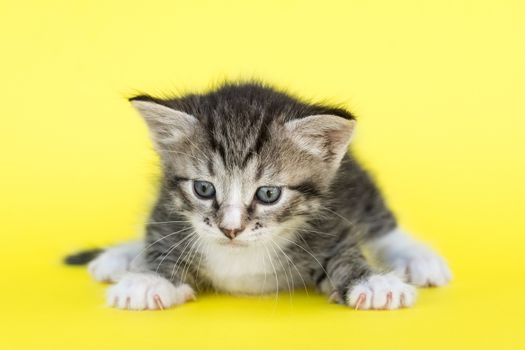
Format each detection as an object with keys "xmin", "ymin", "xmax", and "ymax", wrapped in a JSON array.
[
  {"xmin": 88, "ymin": 251, "xmax": 130, "ymax": 283},
  {"xmin": 107, "ymin": 273, "xmax": 195, "ymax": 310},
  {"xmin": 392, "ymin": 248, "xmax": 452, "ymax": 287},
  {"xmin": 346, "ymin": 273, "xmax": 416, "ymax": 310}
]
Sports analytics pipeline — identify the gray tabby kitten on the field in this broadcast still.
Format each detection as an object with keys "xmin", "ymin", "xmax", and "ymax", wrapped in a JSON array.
[{"xmin": 82, "ymin": 82, "xmax": 451, "ymax": 310}]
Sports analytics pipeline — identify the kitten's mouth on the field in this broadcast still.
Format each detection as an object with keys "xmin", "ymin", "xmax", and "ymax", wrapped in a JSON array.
[{"xmin": 218, "ymin": 239, "xmax": 248, "ymax": 247}]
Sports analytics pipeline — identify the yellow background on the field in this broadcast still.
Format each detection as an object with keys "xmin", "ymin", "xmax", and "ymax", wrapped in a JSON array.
[{"xmin": 1, "ymin": 0, "xmax": 524, "ymax": 349}]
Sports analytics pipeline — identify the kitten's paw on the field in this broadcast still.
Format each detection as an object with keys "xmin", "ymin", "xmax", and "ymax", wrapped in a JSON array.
[
  {"xmin": 88, "ymin": 251, "xmax": 130, "ymax": 283},
  {"xmin": 107, "ymin": 273, "xmax": 196, "ymax": 310},
  {"xmin": 390, "ymin": 246, "xmax": 452, "ymax": 287},
  {"xmin": 346, "ymin": 274, "xmax": 416, "ymax": 310},
  {"xmin": 367, "ymin": 229, "xmax": 452, "ymax": 287}
]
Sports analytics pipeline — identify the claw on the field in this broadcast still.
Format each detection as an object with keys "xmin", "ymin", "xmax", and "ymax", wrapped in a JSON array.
[
  {"xmin": 153, "ymin": 294, "xmax": 165, "ymax": 310},
  {"xmin": 355, "ymin": 293, "xmax": 366, "ymax": 310}
]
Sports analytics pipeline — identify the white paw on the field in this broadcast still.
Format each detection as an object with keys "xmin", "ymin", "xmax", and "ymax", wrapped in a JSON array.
[
  {"xmin": 389, "ymin": 244, "xmax": 452, "ymax": 287},
  {"xmin": 347, "ymin": 274, "xmax": 416, "ymax": 310},
  {"xmin": 88, "ymin": 251, "xmax": 130, "ymax": 283},
  {"xmin": 367, "ymin": 229, "xmax": 452, "ymax": 287},
  {"xmin": 107, "ymin": 273, "xmax": 196, "ymax": 310}
]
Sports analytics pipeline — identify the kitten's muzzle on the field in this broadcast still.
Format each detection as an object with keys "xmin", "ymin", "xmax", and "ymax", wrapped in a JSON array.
[
  {"xmin": 219, "ymin": 226, "xmax": 245, "ymax": 240},
  {"xmin": 218, "ymin": 204, "xmax": 247, "ymax": 239}
]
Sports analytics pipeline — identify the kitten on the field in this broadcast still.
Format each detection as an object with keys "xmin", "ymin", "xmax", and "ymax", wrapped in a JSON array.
[{"xmin": 70, "ymin": 82, "xmax": 451, "ymax": 310}]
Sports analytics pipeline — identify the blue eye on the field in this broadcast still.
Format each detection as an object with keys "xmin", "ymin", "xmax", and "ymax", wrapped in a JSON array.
[
  {"xmin": 256, "ymin": 186, "xmax": 281, "ymax": 204},
  {"xmin": 193, "ymin": 181, "xmax": 216, "ymax": 199}
]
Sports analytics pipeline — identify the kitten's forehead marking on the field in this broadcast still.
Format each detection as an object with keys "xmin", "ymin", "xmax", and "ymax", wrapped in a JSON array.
[
  {"xmin": 223, "ymin": 175, "xmax": 243, "ymax": 205},
  {"xmin": 216, "ymin": 169, "xmax": 253, "ymax": 231}
]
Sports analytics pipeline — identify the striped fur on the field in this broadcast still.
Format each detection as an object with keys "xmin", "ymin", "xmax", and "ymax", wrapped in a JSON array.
[{"xmin": 131, "ymin": 82, "xmax": 398, "ymax": 301}]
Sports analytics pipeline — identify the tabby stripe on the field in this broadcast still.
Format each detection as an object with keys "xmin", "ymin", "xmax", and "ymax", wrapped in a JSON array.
[
  {"xmin": 288, "ymin": 181, "xmax": 321, "ymax": 198},
  {"xmin": 241, "ymin": 115, "xmax": 270, "ymax": 167}
]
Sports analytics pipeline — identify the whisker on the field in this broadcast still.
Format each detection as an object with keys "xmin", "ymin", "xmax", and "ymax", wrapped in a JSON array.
[
  {"xmin": 270, "ymin": 238, "xmax": 309, "ymax": 296},
  {"xmin": 317, "ymin": 205, "xmax": 356, "ymax": 227},
  {"xmin": 167, "ymin": 234, "xmax": 195, "ymax": 281},
  {"xmin": 129, "ymin": 226, "xmax": 193, "ymax": 267},
  {"xmin": 181, "ymin": 236, "xmax": 202, "ymax": 283},
  {"xmin": 260, "ymin": 246, "xmax": 268, "ymax": 294},
  {"xmin": 295, "ymin": 231, "xmax": 310, "ymax": 248},
  {"xmin": 195, "ymin": 239, "xmax": 208, "ymax": 280},
  {"xmin": 154, "ymin": 233, "xmax": 195, "ymax": 273},
  {"xmin": 297, "ymin": 227, "xmax": 337, "ymax": 237},
  {"xmin": 147, "ymin": 220, "xmax": 192, "ymax": 225},
  {"xmin": 274, "ymin": 235, "xmax": 335, "ymax": 290},
  {"xmin": 170, "ymin": 234, "xmax": 199, "ymax": 282},
  {"xmin": 268, "ymin": 240, "xmax": 293, "ymax": 301},
  {"xmin": 172, "ymin": 233, "xmax": 199, "ymax": 281},
  {"xmin": 263, "ymin": 244, "xmax": 279, "ymax": 303}
]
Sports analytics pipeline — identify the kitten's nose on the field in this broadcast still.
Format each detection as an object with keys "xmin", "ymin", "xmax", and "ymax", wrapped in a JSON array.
[{"xmin": 219, "ymin": 226, "xmax": 245, "ymax": 240}]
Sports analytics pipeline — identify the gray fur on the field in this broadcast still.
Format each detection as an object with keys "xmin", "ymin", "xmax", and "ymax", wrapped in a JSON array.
[{"xmin": 131, "ymin": 82, "xmax": 397, "ymax": 302}]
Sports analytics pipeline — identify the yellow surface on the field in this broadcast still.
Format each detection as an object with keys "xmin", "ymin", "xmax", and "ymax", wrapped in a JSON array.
[{"xmin": 1, "ymin": 1, "xmax": 524, "ymax": 349}]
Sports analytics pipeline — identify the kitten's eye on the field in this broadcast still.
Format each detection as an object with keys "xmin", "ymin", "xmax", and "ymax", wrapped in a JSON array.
[
  {"xmin": 193, "ymin": 181, "xmax": 216, "ymax": 199},
  {"xmin": 256, "ymin": 186, "xmax": 281, "ymax": 204}
]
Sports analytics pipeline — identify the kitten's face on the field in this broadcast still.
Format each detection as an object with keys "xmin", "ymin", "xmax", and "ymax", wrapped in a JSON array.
[
  {"xmin": 131, "ymin": 88, "xmax": 354, "ymax": 248},
  {"xmin": 167, "ymin": 131, "xmax": 324, "ymax": 248}
]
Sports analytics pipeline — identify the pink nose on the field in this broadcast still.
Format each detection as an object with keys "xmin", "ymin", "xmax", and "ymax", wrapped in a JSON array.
[{"xmin": 219, "ymin": 227, "xmax": 245, "ymax": 240}]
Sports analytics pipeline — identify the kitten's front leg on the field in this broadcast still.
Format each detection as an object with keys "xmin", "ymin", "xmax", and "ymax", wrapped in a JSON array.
[
  {"xmin": 319, "ymin": 241, "xmax": 416, "ymax": 310},
  {"xmin": 88, "ymin": 241, "xmax": 144, "ymax": 283},
  {"xmin": 365, "ymin": 228, "xmax": 452, "ymax": 287}
]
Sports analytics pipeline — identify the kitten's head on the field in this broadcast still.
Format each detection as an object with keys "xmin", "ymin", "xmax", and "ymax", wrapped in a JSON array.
[{"xmin": 131, "ymin": 82, "xmax": 355, "ymax": 247}]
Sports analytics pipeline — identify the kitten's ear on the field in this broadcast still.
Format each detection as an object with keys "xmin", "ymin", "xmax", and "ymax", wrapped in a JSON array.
[
  {"xmin": 130, "ymin": 99, "xmax": 198, "ymax": 146},
  {"xmin": 285, "ymin": 114, "xmax": 355, "ymax": 163}
]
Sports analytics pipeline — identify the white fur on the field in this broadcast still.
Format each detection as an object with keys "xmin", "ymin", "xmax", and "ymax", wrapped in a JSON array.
[
  {"xmin": 107, "ymin": 273, "xmax": 195, "ymax": 310},
  {"xmin": 346, "ymin": 273, "xmax": 416, "ymax": 310},
  {"xmin": 365, "ymin": 228, "xmax": 452, "ymax": 287},
  {"xmin": 221, "ymin": 205, "xmax": 243, "ymax": 230},
  {"xmin": 219, "ymin": 178, "xmax": 244, "ymax": 230},
  {"xmin": 201, "ymin": 241, "xmax": 299, "ymax": 294},
  {"xmin": 88, "ymin": 241, "xmax": 144, "ymax": 283}
]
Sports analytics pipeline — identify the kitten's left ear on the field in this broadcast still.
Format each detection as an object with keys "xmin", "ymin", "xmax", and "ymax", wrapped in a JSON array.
[
  {"xmin": 130, "ymin": 98, "xmax": 198, "ymax": 147},
  {"xmin": 285, "ymin": 114, "xmax": 355, "ymax": 163}
]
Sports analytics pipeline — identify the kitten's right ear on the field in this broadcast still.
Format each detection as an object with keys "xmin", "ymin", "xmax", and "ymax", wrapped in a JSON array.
[{"xmin": 130, "ymin": 98, "xmax": 198, "ymax": 146}]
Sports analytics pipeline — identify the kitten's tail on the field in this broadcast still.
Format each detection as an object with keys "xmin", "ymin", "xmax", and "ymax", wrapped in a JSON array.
[{"xmin": 63, "ymin": 248, "xmax": 104, "ymax": 265}]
